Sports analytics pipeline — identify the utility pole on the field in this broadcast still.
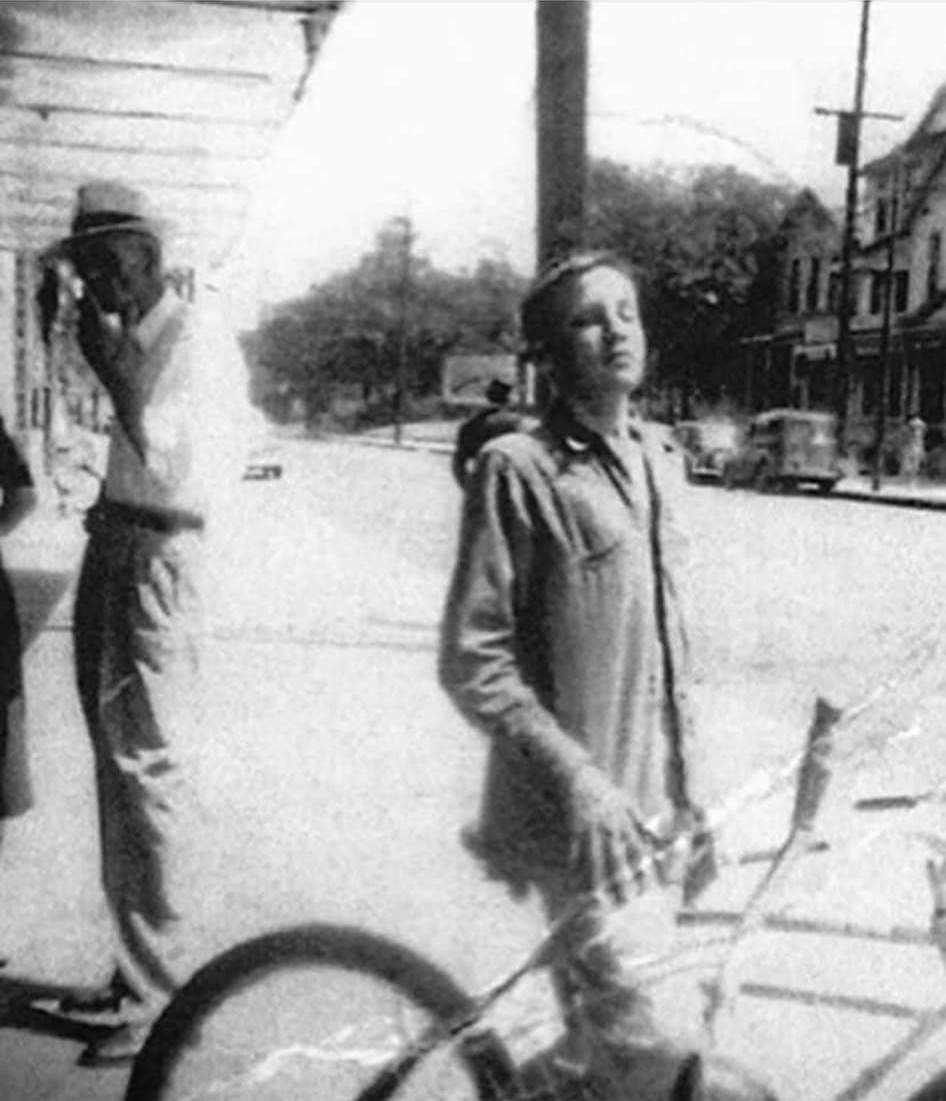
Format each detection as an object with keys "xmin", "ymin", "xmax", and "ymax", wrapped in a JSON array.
[
  {"xmin": 815, "ymin": 0, "xmax": 904, "ymax": 460},
  {"xmin": 817, "ymin": 0, "xmax": 872, "ymax": 449},
  {"xmin": 536, "ymin": 1, "xmax": 588, "ymax": 267},
  {"xmin": 392, "ymin": 214, "xmax": 413, "ymax": 447},
  {"xmin": 871, "ymin": 158, "xmax": 901, "ymax": 492}
]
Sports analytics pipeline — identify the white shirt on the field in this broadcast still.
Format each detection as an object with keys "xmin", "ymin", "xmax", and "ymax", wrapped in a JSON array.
[{"xmin": 104, "ymin": 287, "xmax": 253, "ymax": 519}]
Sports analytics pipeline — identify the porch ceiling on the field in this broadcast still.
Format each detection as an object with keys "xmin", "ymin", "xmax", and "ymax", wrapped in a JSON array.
[{"xmin": 0, "ymin": 0, "xmax": 344, "ymax": 268}]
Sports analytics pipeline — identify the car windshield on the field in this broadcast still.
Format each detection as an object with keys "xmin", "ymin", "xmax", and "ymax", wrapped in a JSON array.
[{"xmin": 784, "ymin": 418, "xmax": 833, "ymax": 447}]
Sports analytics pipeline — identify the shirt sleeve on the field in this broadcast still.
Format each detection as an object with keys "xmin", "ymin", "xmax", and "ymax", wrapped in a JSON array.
[
  {"xmin": 190, "ymin": 309, "xmax": 256, "ymax": 510},
  {"xmin": 139, "ymin": 301, "xmax": 253, "ymax": 516},
  {"xmin": 438, "ymin": 446, "xmax": 594, "ymax": 787}
]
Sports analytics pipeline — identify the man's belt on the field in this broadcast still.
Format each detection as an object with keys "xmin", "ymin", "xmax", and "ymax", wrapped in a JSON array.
[{"xmin": 86, "ymin": 498, "xmax": 205, "ymax": 535}]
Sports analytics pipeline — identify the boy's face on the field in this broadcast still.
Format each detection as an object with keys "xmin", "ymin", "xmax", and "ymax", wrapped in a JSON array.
[{"xmin": 548, "ymin": 266, "xmax": 647, "ymax": 402}]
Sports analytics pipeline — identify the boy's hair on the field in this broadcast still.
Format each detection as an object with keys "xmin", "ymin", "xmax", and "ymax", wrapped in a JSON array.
[{"xmin": 519, "ymin": 250, "xmax": 638, "ymax": 360}]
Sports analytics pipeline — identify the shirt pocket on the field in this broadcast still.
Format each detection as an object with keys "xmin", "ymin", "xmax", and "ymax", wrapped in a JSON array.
[{"xmin": 556, "ymin": 473, "xmax": 633, "ymax": 565}]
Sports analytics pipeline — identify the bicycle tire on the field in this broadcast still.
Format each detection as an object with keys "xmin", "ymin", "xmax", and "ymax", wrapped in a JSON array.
[{"xmin": 125, "ymin": 922, "xmax": 520, "ymax": 1101}]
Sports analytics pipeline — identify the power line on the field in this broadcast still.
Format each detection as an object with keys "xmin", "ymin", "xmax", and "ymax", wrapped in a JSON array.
[{"xmin": 591, "ymin": 110, "xmax": 798, "ymax": 188}]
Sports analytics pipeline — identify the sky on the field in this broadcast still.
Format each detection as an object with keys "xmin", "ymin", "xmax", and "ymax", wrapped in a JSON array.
[{"xmin": 232, "ymin": 1, "xmax": 946, "ymax": 308}]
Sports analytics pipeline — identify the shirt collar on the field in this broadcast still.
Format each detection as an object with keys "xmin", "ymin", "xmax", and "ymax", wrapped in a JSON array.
[
  {"xmin": 134, "ymin": 287, "xmax": 183, "ymax": 354},
  {"xmin": 545, "ymin": 399, "xmax": 644, "ymax": 464}
]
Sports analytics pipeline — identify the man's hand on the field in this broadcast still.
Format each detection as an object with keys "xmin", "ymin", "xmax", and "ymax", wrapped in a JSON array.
[
  {"xmin": 566, "ymin": 764, "xmax": 651, "ymax": 903},
  {"xmin": 76, "ymin": 293, "xmax": 141, "ymax": 389},
  {"xmin": 75, "ymin": 293, "xmax": 148, "ymax": 461}
]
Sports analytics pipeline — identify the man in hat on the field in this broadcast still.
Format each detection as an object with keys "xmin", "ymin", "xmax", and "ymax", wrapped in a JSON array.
[
  {"xmin": 48, "ymin": 180, "xmax": 251, "ymax": 1065},
  {"xmin": 451, "ymin": 377, "xmax": 526, "ymax": 490},
  {"xmin": 439, "ymin": 252, "xmax": 718, "ymax": 1096}
]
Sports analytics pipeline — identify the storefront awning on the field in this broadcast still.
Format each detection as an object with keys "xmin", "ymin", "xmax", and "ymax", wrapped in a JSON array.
[{"xmin": 0, "ymin": 0, "xmax": 344, "ymax": 269}]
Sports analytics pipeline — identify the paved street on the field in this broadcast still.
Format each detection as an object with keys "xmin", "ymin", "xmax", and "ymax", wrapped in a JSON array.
[{"xmin": 3, "ymin": 435, "xmax": 946, "ymax": 1099}]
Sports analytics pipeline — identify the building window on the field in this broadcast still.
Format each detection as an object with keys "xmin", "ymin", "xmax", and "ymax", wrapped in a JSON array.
[
  {"xmin": 928, "ymin": 231, "xmax": 942, "ymax": 299},
  {"xmin": 787, "ymin": 257, "xmax": 801, "ymax": 313},
  {"xmin": 870, "ymin": 271, "xmax": 884, "ymax": 315},
  {"xmin": 805, "ymin": 257, "xmax": 821, "ymax": 312},
  {"xmin": 894, "ymin": 270, "xmax": 909, "ymax": 313},
  {"xmin": 827, "ymin": 272, "xmax": 841, "ymax": 313},
  {"xmin": 875, "ymin": 197, "xmax": 888, "ymax": 237},
  {"xmin": 13, "ymin": 252, "xmax": 34, "ymax": 433},
  {"xmin": 862, "ymin": 358, "xmax": 878, "ymax": 415},
  {"xmin": 166, "ymin": 266, "xmax": 196, "ymax": 302},
  {"xmin": 888, "ymin": 357, "xmax": 902, "ymax": 417}
]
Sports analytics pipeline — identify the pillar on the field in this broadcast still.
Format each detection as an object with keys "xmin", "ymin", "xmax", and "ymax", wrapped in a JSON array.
[{"xmin": 536, "ymin": 1, "xmax": 589, "ymax": 267}]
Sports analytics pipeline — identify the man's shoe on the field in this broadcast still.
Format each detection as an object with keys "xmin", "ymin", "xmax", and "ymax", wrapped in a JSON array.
[{"xmin": 77, "ymin": 1020, "xmax": 151, "ymax": 1067}]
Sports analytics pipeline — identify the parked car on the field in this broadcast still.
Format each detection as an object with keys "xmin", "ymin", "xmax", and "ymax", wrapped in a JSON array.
[
  {"xmin": 672, "ymin": 419, "xmax": 742, "ymax": 483},
  {"xmin": 722, "ymin": 409, "xmax": 841, "ymax": 493}
]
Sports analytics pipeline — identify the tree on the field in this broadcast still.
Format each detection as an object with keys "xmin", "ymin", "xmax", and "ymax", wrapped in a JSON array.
[
  {"xmin": 245, "ymin": 220, "xmax": 527, "ymax": 424},
  {"xmin": 586, "ymin": 159, "xmax": 794, "ymax": 413}
]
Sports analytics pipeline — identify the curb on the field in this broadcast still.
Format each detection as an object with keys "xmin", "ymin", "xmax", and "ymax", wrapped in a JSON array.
[
  {"xmin": 719, "ymin": 483, "xmax": 946, "ymax": 512},
  {"xmin": 830, "ymin": 487, "xmax": 946, "ymax": 512},
  {"xmin": 348, "ymin": 435, "xmax": 454, "ymax": 456}
]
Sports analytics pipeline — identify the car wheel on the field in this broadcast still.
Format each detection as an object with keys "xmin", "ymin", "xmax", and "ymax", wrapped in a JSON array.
[
  {"xmin": 817, "ymin": 479, "xmax": 837, "ymax": 494},
  {"xmin": 722, "ymin": 463, "xmax": 738, "ymax": 490}
]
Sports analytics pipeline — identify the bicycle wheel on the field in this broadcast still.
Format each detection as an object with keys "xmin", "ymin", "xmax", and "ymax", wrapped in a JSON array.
[{"xmin": 125, "ymin": 923, "xmax": 519, "ymax": 1101}]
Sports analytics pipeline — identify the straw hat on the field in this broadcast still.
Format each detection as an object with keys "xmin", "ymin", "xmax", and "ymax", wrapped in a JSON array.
[{"xmin": 58, "ymin": 180, "xmax": 161, "ymax": 250}]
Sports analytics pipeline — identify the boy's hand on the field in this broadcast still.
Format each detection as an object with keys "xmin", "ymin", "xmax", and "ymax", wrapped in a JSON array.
[
  {"xmin": 567, "ymin": 764, "xmax": 650, "ymax": 903},
  {"xmin": 671, "ymin": 805, "xmax": 718, "ymax": 905}
]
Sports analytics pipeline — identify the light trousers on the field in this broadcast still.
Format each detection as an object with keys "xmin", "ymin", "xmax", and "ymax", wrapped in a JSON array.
[{"xmin": 74, "ymin": 519, "xmax": 214, "ymax": 1016}]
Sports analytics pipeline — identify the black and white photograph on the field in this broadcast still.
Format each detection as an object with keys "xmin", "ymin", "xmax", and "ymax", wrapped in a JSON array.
[{"xmin": 4, "ymin": 2, "xmax": 946, "ymax": 1099}]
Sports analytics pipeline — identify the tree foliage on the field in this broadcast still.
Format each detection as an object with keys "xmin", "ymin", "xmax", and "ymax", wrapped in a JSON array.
[
  {"xmin": 245, "ymin": 218, "xmax": 527, "ymax": 423},
  {"xmin": 586, "ymin": 159, "xmax": 794, "ymax": 407},
  {"xmin": 248, "ymin": 165, "xmax": 793, "ymax": 423}
]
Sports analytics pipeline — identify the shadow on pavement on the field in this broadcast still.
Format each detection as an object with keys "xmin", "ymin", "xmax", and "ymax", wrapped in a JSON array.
[
  {"xmin": 0, "ymin": 974, "xmax": 117, "ymax": 1047},
  {"xmin": 10, "ymin": 569, "xmax": 75, "ymax": 649},
  {"xmin": 905, "ymin": 1070, "xmax": 946, "ymax": 1100}
]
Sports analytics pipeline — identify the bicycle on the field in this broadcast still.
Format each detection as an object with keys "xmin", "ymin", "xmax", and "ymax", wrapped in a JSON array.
[{"xmin": 123, "ymin": 674, "xmax": 946, "ymax": 1101}]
